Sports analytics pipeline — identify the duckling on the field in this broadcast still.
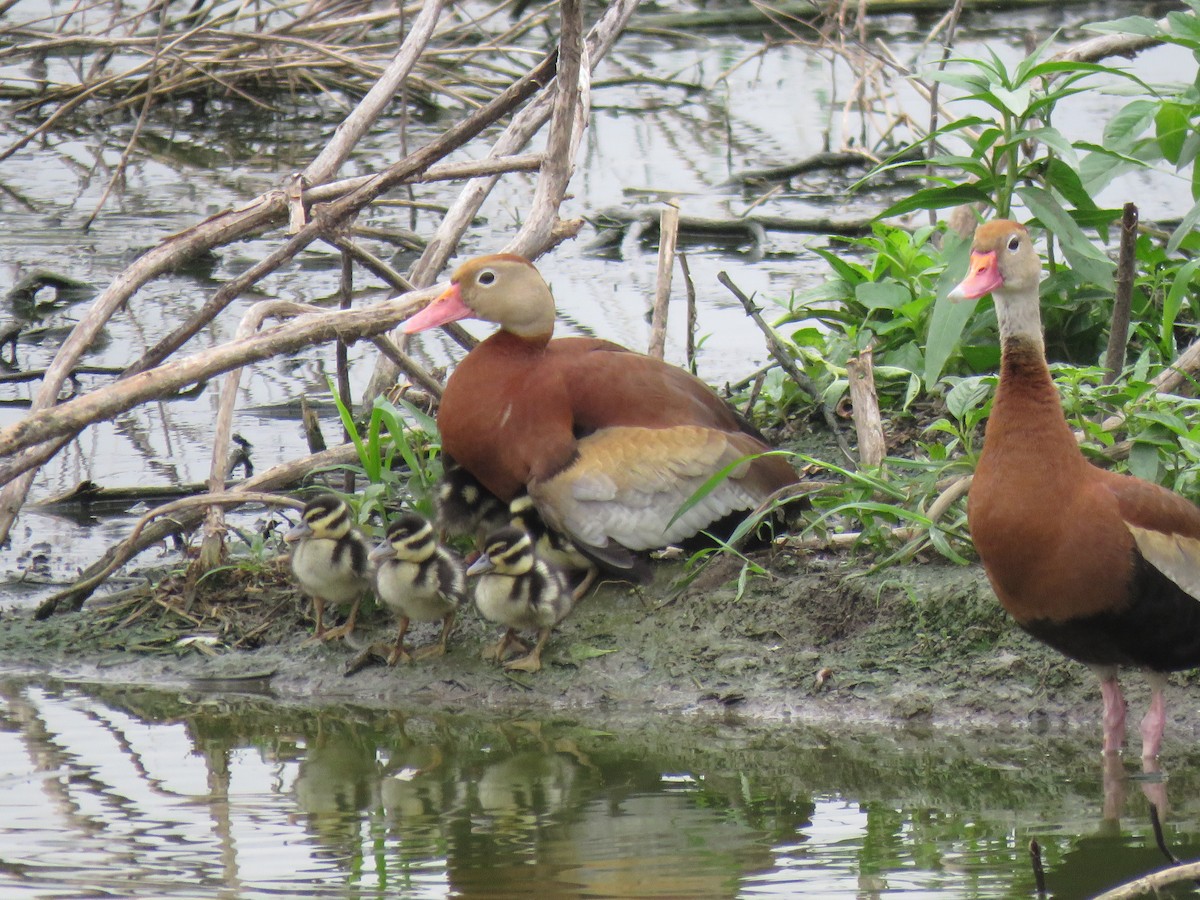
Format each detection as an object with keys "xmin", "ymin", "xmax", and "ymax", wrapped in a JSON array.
[
  {"xmin": 285, "ymin": 494, "xmax": 370, "ymax": 642},
  {"xmin": 468, "ymin": 526, "xmax": 573, "ymax": 673},
  {"xmin": 371, "ymin": 513, "xmax": 467, "ymax": 665},
  {"xmin": 508, "ymin": 494, "xmax": 598, "ymax": 600},
  {"xmin": 434, "ymin": 456, "xmax": 508, "ymax": 549}
]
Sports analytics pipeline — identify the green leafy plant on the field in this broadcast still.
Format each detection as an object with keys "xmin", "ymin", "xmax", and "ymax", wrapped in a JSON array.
[{"xmin": 327, "ymin": 378, "xmax": 444, "ymax": 522}]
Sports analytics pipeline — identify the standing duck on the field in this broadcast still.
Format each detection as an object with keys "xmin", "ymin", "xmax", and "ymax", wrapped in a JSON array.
[
  {"xmin": 285, "ymin": 494, "xmax": 371, "ymax": 642},
  {"xmin": 951, "ymin": 219, "xmax": 1200, "ymax": 759},
  {"xmin": 468, "ymin": 526, "xmax": 573, "ymax": 673},
  {"xmin": 401, "ymin": 254, "xmax": 800, "ymax": 575},
  {"xmin": 371, "ymin": 513, "xmax": 467, "ymax": 665}
]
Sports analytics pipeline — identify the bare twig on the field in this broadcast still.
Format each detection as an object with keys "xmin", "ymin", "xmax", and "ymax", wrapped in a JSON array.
[
  {"xmin": 1091, "ymin": 862, "xmax": 1200, "ymax": 900},
  {"xmin": 648, "ymin": 202, "xmax": 680, "ymax": 360},
  {"xmin": 846, "ymin": 345, "xmax": 885, "ymax": 467},
  {"xmin": 681, "ymin": 252, "xmax": 698, "ymax": 376},
  {"xmin": 362, "ymin": 0, "xmax": 643, "ymax": 403},
  {"xmin": 1103, "ymin": 203, "xmax": 1138, "ymax": 384},
  {"xmin": 716, "ymin": 270, "xmax": 854, "ymax": 464}
]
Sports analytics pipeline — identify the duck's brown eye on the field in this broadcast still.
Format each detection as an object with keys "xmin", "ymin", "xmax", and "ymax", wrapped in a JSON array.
[
  {"xmin": 1007, "ymin": 235, "xmax": 1020, "ymax": 252},
  {"xmin": 478, "ymin": 269, "xmax": 497, "ymax": 286}
]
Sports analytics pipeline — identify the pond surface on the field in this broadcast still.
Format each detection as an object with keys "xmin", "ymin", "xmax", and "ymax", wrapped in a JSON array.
[{"xmin": 3, "ymin": 675, "xmax": 1200, "ymax": 899}]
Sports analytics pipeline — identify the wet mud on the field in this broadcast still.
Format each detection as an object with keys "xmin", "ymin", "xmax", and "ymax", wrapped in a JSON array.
[{"xmin": 3, "ymin": 547, "xmax": 1196, "ymax": 755}]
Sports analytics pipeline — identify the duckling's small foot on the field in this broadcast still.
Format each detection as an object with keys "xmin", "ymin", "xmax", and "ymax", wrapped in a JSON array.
[
  {"xmin": 504, "ymin": 651, "xmax": 543, "ymax": 673},
  {"xmin": 482, "ymin": 630, "xmax": 526, "ymax": 662},
  {"xmin": 316, "ymin": 621, "xmax": 355, "ymax": 642},
  {"xmin": 412, "ymin": 614, "xmax": 455, "ymax": 661},
  {"xmin": 386, "ymin": 646, "xmax": 413, "ymax": 666}
]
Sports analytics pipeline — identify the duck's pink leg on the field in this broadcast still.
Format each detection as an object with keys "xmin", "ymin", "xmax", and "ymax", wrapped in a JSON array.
[
  {"xmin": 1096, "ymin": 668, "xmax": 1126, "ymax": 755},
  {"xmin": 1139, "ymin": 672, "xmax": 1168, "ymax": 760}
]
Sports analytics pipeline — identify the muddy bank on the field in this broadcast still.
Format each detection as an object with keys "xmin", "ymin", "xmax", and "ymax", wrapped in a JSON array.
[{"xmin": 3, "ymin": 549, "xmax": 1196, "ymax": 754}]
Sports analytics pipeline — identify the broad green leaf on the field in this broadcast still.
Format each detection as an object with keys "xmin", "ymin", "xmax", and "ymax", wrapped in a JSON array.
[
  {"xmin": 1168, "ymin": 197, "xmax": 1200, "ymax": 254},
  {"xmin": 1005, "ymin": 126, "xmax": 1078, "ymax": 164},
  {"xmin": 924, "ymin": 238, "xmax": 976, "ymax": 387},
  {"xmin": 1155, "ymin": 102, "xmax": 1190, "ymax": 165},
  {"xmin": 1041, "ymin": 158, "xmax": 1098, "ymax": 211},
  {"xmin": 1163, "ymin": 257, "xmax": 1200, "ymax": 346},
  {"xmin": 1018, "ymin": 185, "xmax": 1115, "ymax": 288},
  {"xmin": 1167, "ymin": 9, "xmax": 1200, "ymax": 43},
  {"xmin": 945, "ymin": 376, "xmax": 992, "ymax": 420},
  {"xmin": 1102, "ymin": 99, "xmax": 1159, "ymax": 148},
  {"xmin": 1086, "ymin": 16, "xmax": 1163, "ymax": 37},
  {"xmin": 855, "ymin": 281, "xmax": 911, "ymax": 311},
  {"xmin": 878, "ymin": 183, "xmax": 992, "ymax": 219},
  {"xmin": 982, "ymin": 85, "xmax": 1033, "ymax": 117}
]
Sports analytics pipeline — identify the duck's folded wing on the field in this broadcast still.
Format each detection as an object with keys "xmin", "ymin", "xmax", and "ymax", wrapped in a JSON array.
[{"xmin": 529, "ymin": 425, "xmax": 793, "ymax": 552}]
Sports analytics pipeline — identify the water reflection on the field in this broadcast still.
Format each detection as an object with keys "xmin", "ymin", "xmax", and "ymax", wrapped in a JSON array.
[{"xmin": 2, "ymin": 678, "xmax": 1200, "ymax": 898}]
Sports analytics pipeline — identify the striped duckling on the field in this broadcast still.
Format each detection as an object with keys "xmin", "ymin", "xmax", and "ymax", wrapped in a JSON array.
[
  {"xmin": 468, "ymin": 526, "xmax": 573, "ymax": 673},
  {"xmin": 434, "ymin": 457, "xmax": 508, "ymax": 548},
  {"xmin": 285, "ymin": 494, "xmax": 371, "ymax": 642},
  {"xmin": 371, "ymin": 512, "xmax": 467, "ymax": 665},
  {"xmin": 508, "ymin": 494, "xmax": 598, "ymax": 600}
]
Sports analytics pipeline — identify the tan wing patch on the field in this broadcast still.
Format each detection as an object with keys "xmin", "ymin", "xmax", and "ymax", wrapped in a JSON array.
[
  {"xmin": 530, "ymin": 425, "xmax": 780, "ymax": 551},
  {"xmin": 1127, "ymin": 524, "xmax": 1200, "ymax": 601}
]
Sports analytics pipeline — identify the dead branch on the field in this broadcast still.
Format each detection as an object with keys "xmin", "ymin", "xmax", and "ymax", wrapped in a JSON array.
[
  {"xmin": 0, "ymin": 29, "xmax": 560, "ymax": 544},
  {"xmin": 592, "ymin": 209, "xmax": 876, "ymax": 244},
  {"xmin": 363, "ymin": 0, "xmax": 639, "ymax": 403},
  {"xmin": 1103, "ymin": 203, "xmax": 1138, "ymax": 384},
  {"xmin": 40, "ymin": 491, "xmax": 305, "ymax": 619},
  {"xmin": 35, "ymin": 440, "xmax": 362, "ymax": 619},
  {"xmin": 716, "ymin": 270, "xmax": 855, "ymax": 464},
  {"xmin": 648, "ymin": 203, "xmax": 681, "ymax": 360},
  {"xmin": 1092, "ymin": 862, "xmax": 1200, "ymax": 900},
  {"xmin": 0, "ymin": 290, "xmax": 437, "ymax": 476},
  {"xmin": 846, "ymin": 346, "xmax": 886, "ymax": 467}
]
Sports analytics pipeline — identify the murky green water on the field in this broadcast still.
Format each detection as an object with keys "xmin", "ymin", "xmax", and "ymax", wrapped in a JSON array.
[{"xmin": 3, "ymin": 676, "xmax": 1200, "ymax": 899}]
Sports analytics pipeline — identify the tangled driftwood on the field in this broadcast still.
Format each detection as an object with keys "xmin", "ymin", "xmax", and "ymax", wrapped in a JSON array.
[{"xmin": 7, "ymin": 0, "xmax": 641, "ymax": 616}]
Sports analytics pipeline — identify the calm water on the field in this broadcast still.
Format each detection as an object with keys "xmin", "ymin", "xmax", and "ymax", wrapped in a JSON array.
[
  {"xmin": 3, "ymin": 1, "xmax": 1200, "ymax": 897},
  {"xmin": 3, "ymin": 676, "xmax": 1200, "ymax": 899}
]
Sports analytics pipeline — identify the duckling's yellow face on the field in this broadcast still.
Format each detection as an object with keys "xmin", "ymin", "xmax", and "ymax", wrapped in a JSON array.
[
  {"xmin": 372, "ymin": 514, "xmax": 436, "ymax": 563},
  {"xmin": 286, "ymin": 494, "xmax": 352, "ymax": 543},
  {"xmin": 469, "ymin": 527, "xmax": 535, "ymax": 576}
]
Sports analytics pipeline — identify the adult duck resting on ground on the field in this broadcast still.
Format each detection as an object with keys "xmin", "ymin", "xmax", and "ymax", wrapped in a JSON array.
[
  {"xmin": 285, "ymin": 494, "xmax": 371, "ymax": 643},
  {"xmin": 401, "ymin": 254, "xmax": 801, "ymax": 578},
  {"xmin": 468, "ymin": 525, "xmax": 573, "ymax": 672},
  {"xmin": 371, "ymin": 513, "xmax": 467, "ymax": 665},
  {"xmin": 950, "ymin": 219, "xmax": 1200, "ymax": 759}
]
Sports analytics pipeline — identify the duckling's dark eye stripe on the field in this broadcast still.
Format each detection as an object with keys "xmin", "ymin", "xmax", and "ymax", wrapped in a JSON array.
[{"xmin": 492, "ymin": 535, "xmax": 532, "ymax": 562}]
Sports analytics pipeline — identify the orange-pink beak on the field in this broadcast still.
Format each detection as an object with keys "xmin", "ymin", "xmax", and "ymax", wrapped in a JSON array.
[
  {"xmin": 401, "ymin": 282, "xmax": 474, "ymax": 334},
  {"xmin": 949, "ymin": 250, "xmax": 1003, "ymax": 301}
]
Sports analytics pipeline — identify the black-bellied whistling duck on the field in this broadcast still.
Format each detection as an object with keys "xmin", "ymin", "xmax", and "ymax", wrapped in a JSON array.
[
  {"xmin": 285, "ymin": 494, "xmax": 371, "ymax": 642},
  {"xmin": 508, "ymin": 493, "xmax": 598, "ymax": 599},
  {"xmin": 951, "ymin": 219, "xmax": 1200, "ymax": 759},
  {"xmin": 401, "ymin": 254, "xmax": 800, "ymax": 574},
  {"xmin": 370, "ymin": 513, "xmax": 467, "ymax": 665},
  {"xmin": 467, "ymin": 526, "xmax": 573, "ymax": 673}
]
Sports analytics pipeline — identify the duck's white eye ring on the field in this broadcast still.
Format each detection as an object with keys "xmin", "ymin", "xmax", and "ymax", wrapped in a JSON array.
[
  {"xmin": 1007, "ymin": 235, "xmax": 1021, "ymax": 252},
  {"xmin": 478, "ymin": 269, "xmax": 497, "ymax": 286}
]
